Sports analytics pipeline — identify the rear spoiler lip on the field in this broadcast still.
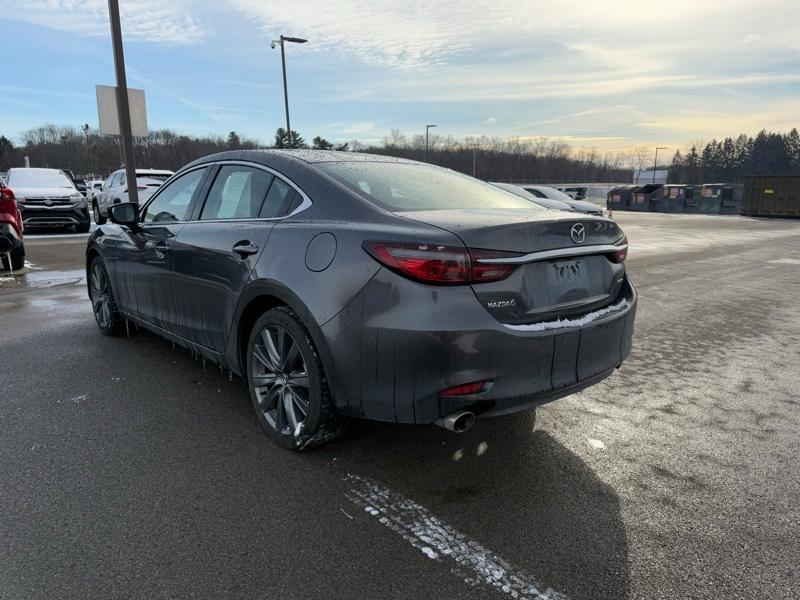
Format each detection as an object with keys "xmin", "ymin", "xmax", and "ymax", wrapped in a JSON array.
[{"xmin": 475, "ymin": 243, "xmax": 627, "ymax": 265}]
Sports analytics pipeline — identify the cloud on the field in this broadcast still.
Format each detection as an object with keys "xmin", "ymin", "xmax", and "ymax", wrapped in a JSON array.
[
  {"xmin": 5, "ymin": 0, "xmax": 205, "ymax": 44},
  {"xmin": 228, "ymin": 0, "xmax": 543, "ymax": 68}
]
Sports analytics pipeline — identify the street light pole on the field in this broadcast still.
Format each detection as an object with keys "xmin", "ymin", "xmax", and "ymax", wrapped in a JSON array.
[
  {"xmin": 82, "ymin": 123, "xmax": 91, "ymax": 176},
  {"xmin": 271, "ymin": 35, "xmax": 307, "ymax": 146},
  {"xmin": 425, "ymin": 124, "xmax": 437, "ymax": 162},
  {"xmin": 107, "ymin": 0, "xmax": 138, "ymax": 205},
  {"xmin": 653, "ymin": 146, "xmax": 667, "ymax": 184}
]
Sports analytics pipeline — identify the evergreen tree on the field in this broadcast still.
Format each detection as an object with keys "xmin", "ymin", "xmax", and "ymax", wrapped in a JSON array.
[
  {"xmin": 274, "ymin": 128, "xmax": 306, "ymax": 149},
  {"xmin": 312, "ymin": 136, "xmax": 334, "ymax": 150}
]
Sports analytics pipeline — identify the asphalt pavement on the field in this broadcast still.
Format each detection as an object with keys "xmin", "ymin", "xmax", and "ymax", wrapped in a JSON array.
[{"xmin": 2, "ymin": 213, "xmax": 799, "ymax": 599}]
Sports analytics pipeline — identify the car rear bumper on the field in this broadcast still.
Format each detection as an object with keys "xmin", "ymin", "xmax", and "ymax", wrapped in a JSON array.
[
  {"xmin": 319, "ymin": 269, "xmax": 637, "ymax": 424},
  {"xmin": 20, "ymin": 204, "xmax": 90, "ymax": 228}
]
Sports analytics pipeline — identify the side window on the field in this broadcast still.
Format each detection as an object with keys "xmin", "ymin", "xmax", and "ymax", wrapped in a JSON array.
[
  {"xmin": 143, "ymin": 168, "xmax": 206, "ymax": 223},
  {"xmin": 260, "ymin": 177, "xmax": 299, "ymax": 218},
  {"xmin": 200, "ymin": 165, "xmax": 273, "ymax": 220}
]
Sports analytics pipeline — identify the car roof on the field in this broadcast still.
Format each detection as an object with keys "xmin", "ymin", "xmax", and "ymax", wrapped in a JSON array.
[
  {"xmin": 183, "ymin": 149, "xmax": 419, "ymax": 171},
  {"xmin": 8, "ymin": 167, "xmax": 64, "ymax": 173}
]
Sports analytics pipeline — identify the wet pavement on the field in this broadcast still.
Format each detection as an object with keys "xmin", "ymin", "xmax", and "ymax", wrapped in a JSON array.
[{"xmin": 1, "ymin": 213, "xmax": 800, "ymax": 599}]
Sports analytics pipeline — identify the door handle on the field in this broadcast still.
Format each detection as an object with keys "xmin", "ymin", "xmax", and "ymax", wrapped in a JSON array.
[
  {"xmin": 232, "ymin": 242, "xmax": 259, "ymax": 258},
  {"xmin": 154, "ymin": 241, "xmax": 171, "ymax": 254}
]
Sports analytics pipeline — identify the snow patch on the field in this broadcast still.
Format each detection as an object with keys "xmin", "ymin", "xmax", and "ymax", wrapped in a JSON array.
[
  {"xmin": 504, "ymin": 298, "xmax": 631, "ymax": 332},
  {"xmin": 345, "ymin": 474, "xmax": 568, "ymax": 600},
  {"xmin": 769, "ymin": 258, "xmax": 800, "ymax": 265},
  {"xmin": 587, "ymin": 438, "xmax": 606, "ymax": 450}
]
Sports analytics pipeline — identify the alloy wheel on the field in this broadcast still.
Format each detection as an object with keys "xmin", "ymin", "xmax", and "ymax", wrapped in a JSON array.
[
  {"xmin": 89, "ymin": 262, "xmax": 112, "ymax": 328},
  {"xmin": 251, "ymin": 325, "xmax": 310, "ymax": 436}
]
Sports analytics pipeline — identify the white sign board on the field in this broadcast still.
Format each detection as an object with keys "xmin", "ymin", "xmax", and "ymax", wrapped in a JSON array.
[{"xmin": 95, "ymin": 85, "xmax": 148, "ymax": 137}]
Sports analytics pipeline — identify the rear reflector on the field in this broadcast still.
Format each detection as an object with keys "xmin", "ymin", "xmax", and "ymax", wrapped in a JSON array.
[
  {"xmin": 363, "ymin": 241, "xmax": 521, "ymax": 285},
  {"xmin": 440, "ymin": 381, "xmax": 489, "ymax": 397},
  {"xmin": 609, "ymin": 234, "xmax": 628, "ymax": 263}
]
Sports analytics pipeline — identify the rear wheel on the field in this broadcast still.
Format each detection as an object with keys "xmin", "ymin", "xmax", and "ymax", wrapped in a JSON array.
[
  {"xmin": 93, "ymin": 202, "xmax": 106, "ymax": 225},
  {"xmin": 88, "ymin": 257, "xmax": 123, "ymax": 336},
  {"xmin": 247, "ymin": 307, "xmax": 347, "ymax": 450}
]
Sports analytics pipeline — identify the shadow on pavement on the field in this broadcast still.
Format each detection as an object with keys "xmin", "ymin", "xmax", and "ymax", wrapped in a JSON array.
[{"xmin": 311, "ymin": 415, "xmax": 630, "ymax": 600}]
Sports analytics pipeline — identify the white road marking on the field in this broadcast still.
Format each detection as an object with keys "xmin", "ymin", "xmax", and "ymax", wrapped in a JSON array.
[{"xmin": 345, "ymin": 474, "xmax": 568, "ymax": 600}]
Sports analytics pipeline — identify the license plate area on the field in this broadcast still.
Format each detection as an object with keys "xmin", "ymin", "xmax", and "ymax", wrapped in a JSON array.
[{"xmin": 546, "ymin": 258, "xmax": 588, "ymax": 299}]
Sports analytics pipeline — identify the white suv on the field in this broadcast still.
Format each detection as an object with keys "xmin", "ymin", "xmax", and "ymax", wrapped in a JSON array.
[{"xmin": 93, "ymin": 168, "xmax": 173, "ymax": 224}]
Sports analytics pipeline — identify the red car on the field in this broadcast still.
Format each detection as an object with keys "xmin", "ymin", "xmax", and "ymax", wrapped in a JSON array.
[{"xmin": 0, "ymin": 180, "xmax": 24, "ymax": 270}]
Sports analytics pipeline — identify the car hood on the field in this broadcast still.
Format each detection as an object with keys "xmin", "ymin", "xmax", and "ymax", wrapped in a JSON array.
[{"xmin": 13, "ymin": 186, "xmax": 79, "ymax": 198}]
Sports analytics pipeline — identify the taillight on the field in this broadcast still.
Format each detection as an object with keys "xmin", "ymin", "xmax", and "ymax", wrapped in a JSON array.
[
  {"xmin": 469, "ymin": 249, "xmax": 521, "ymax": 283},
  {"xmin": 364, "ymin": 241, "xmax": 470, "ymax": 284},
  {"xmin": 609, "ymin": 234, "xmax": 628, "ymax": 263},
  {"xmin": 0, "ymin": 187, "xmax": 22, "ymax": 235},
  {"xmin": 363, "ymin": 242, "xmax": 522, "ymax": 285}
]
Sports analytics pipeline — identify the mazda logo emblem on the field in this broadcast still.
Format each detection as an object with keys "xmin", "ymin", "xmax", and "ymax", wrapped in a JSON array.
[{"xmin": 570, "ymin": 223, "xmax": 586, "ymax": 244}]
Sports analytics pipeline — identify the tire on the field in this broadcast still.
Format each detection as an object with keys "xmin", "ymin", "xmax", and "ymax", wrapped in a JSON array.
[
  {"xmin": 93, "ymin": 202, "xmax": 106, "ymax": 225},
  {"xmin": 88, "ymin": 256, "xmax": 123, "ymax": 336},
  {"xmin": 246, "ymin": 307, "xmax": 347, "ymax": 450},
  {"xmin": 1, "ymin": 247, "xmax": 25, "ymax": 271},
  {"xmin": 76, "ymin": 221, "xmax": 90, "ymax": 233}
]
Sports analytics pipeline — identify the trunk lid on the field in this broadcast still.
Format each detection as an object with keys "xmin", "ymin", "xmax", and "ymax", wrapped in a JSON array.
[
  {"xmin": 399, "ymin": 208, "xmax": 627, "ymax": 324},
  {"xmin": 399, "ymin": 208, "xmax": 621, "ymax": 253}
]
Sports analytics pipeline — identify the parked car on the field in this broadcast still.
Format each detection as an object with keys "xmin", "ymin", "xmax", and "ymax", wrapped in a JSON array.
[
  {"xmin": 85, "ymin": 179, "xmax": 105, "ymax": 200},
  {"xmin": 87, "ymin": 151, "xmax": 636, "ymax": 450},
  {"xmin": 93, "ymin": 168, "xmax": 173, "ymax": 224},
  {"xmin": 491, "ymin": 182, "xmax": 575, "ymax": 211},
  {"xmin": 62, "ymin": 169, "xmax": 88, "ymax": 196},
  {"xmin": 4, "ymin": 167, "xmax": 90, "ymax": 232},
  {"xmin": 522, "ymin": 185, "xmax": 604, "ymax": 215},
  {"xmin": 0, "ymin": 179, "xmax": 25, "ymax": 270}
]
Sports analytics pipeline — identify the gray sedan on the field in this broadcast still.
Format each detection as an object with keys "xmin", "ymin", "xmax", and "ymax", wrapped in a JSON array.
[{"xmin": 86, "ymin": 150, "xmax": 636, "ymax": 449}]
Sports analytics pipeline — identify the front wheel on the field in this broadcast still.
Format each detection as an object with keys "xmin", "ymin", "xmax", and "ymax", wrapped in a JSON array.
[
  {"xmin": 88, "ymin": 257, "xmax": 123, "ymax": 335},
  {"xmin": 247, "ymin": 307, "xmax": 347, "ymax": 450}
]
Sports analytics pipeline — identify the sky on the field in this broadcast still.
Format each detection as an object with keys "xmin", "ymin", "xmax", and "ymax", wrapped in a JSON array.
[{"xmin": 1, "ymin": 0, "xmax": 799, "ymax": 157}]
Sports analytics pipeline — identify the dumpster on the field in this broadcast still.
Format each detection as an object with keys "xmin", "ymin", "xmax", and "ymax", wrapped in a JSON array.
[
  {"xmin": 701, "ymin": 183, "xmax": 743, "ymax": 214},
  {"xmin": 628, "ymin": 184, "xmax": 663, "ymax": 212},
  {"xmin": 607, "ymin": 185, "xmax": 640, "ymax": 211},
  {"xmin": 655, "ymin": 185, "xmax": 691, "ymax": 213},
  {"xmin": 742, "ymin": 176, "xmax": 800, "ymax": 217}
]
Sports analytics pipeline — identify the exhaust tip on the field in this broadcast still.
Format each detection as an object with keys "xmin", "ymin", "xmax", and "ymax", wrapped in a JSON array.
[{"xmin": 435, "ymin": 411, "xmax": 476, "ymax": 433}]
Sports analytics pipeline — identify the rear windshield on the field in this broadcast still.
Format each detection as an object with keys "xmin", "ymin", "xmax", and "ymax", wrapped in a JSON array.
[
  {"xmin": 136, "ymin": 173, "xmax": 172, "ymax": 182},
  {"xmin": 317, "ymin": 161, "xmax": 540, "ymax": 212},
  {"xmin": 7, "ymin": 169, "xmax": 75, "ymax": 189}
]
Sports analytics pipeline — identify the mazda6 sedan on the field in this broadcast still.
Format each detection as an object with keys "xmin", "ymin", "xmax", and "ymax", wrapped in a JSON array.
[{"xmin": 86, "ymin": 150, "xmax": 637, "ymax": 450}]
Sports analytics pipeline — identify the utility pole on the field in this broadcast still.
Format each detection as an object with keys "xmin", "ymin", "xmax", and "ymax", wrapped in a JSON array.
[
  {"xmin": 107, "ymin": 0, "xmax": 138, "ymax": 205},
  {"xmin": 653, "ymin": 146, "xmax": 667, "ymax": 184},
  {"xmin": 425, "ymin": 124, "xmax": 437, "ymax": 162}
]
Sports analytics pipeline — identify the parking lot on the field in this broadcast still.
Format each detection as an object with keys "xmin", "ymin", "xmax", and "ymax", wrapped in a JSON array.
[{"xmin": 2, "ymin": 212, "xmax": 800, "ymax": 599}]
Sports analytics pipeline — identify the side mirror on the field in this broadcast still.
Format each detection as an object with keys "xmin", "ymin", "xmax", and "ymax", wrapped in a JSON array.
[{"xmin": 109, "ymin": 202, "xmax": 140, "ymax": 230}]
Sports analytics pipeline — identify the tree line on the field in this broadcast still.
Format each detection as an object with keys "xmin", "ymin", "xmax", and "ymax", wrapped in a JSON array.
[
  {"xmin": 2, "ymin": 123, "xmax": 798, "ymax": 185},
  {"xmin": 669, "ymin": 129, "xmax": 800, "ymax": 184},
  {"xmin": 0, "ymin": 124, "xmax": 633, "ymax": 183}
]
